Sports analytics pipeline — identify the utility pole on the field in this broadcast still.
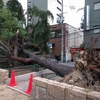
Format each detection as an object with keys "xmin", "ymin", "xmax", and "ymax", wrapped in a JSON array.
[
  {"xmin": 61, "ymin": 0, "xmax": 64, "ymax": 62},
  {"xmin": 57, "ymin": 0, "xmax": 64, "ymax": 62}
]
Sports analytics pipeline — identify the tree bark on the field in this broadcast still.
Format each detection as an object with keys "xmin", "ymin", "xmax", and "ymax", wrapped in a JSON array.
[
  {"xmin": 13, "ymin": 32, "xmax": 19, "ymax": 67},
  {"xmin": 0, "ymin": 41, "xmax": 74, "ymax": 77},
  {"xmin": 10, "ymin": 49, "xmax": 74, "ymax": 77}
]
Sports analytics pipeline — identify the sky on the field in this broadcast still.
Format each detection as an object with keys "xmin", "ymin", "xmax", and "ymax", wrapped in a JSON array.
[
  {"xmin": 18, "ymin": 0, "xmax": 85, "ymax": 28},
  {"xmin": 64, "ymin": 0, "xmax": 84, "ymax": 28}
]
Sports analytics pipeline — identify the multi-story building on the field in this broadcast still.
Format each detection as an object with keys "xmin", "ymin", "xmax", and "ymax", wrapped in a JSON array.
[
  {"xmin": 27, "ymin": 0, "xmax": 60, "ymax": 26},
  {"xmin": 27, "ymin": 0, "xmax": 47, "ymax": 25},
  {"xmin": 84, "ymin": 0, "xmax": 100, "ymax": 49},
  {"xmin": 49, "ymin": 23, "xmax": 83, "ymax": 59},
  {"xmin": 68, "ymin": 25, "xmax": 83, "ymax": 48},
  {"xmin": 27, "ymin": 0, "xmax": 83, "ymax": 61}
]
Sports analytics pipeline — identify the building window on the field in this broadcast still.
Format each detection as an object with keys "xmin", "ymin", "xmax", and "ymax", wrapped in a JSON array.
[
  {"xmin": 51, "ymin": 30, "xmax": 61, "ymax": 38},
  {"xmin": 47, "ymin": 43, "xmax": 53, "ymax": 48},
  {"xmin": 55, "ymin": 32, "xmax": 61, "ymax": 37},
  {"xmin": 51, "ymin": 32, "xmax": 55, "ymax": 38},
  {"xmin": 94, "ymin": 2, "xmax": 100, "ymax": 10},
  {"xmin": 93, "ymin": 26, "xmax": 100, "ymax": 33}
]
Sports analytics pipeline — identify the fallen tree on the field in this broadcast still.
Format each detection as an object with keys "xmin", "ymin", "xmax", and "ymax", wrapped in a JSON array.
[
  {"xmin": 0, "ymin": 36, "xmax": 100, "ymax": 91},
  {"xmin": 0, "ymin": 41, "xmax": 73, "ymax": 77},
  {"xmin": 59, "ymin": 37, "xmax": 100, "ymax": 91}
]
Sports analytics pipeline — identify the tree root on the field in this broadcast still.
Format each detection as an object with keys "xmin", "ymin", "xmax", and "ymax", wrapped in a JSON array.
[{"xmin": 59, "ymin": 69, "xmax": 100, "ymax": 88}]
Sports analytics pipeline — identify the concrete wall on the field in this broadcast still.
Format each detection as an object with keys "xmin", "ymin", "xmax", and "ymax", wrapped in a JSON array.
[
  {"xmin": 1, "ymin": 69, "xmax": 100, "ymax": 100},
  {"xmin": 30, "ymin": 77, "xmax": 100, "ymax": 100},
  {"xmin": 0, "ymin": 69, "xmax": 8, "ymax": 83}
]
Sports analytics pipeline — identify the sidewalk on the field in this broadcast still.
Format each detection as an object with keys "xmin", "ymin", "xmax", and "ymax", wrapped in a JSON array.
[
  {"xmin": 6, "ymin": 62, "xmax": 75, "ymax": 94},
  {"xmin": 6, "ymin": 69, "xmax": 61, "ymax": 94}
]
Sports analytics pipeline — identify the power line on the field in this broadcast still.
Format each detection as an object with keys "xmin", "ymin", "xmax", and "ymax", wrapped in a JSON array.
[
  {"xmin": 49, "ymin": 32, "xmax": 100, "ymax": 46},
  {"xmin": 49, "ymin": 27, "xmax": 100, "ymax": 45},
  {"xmin": 27, "ymin": 27, "xmax": 100, "ymax": 47},
  {"xmin": 27, "ymin": 0, "xmax": 76, "ymax": 12}
]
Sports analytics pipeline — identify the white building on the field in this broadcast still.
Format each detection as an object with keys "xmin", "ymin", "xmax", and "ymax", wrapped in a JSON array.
[
  {"xmin": 3, "ymin": 0, "xmax": 8, "ymax": 5},
  {"xmin": 68, "ymin": 25, "xmax": 83, "ymax": 48}
]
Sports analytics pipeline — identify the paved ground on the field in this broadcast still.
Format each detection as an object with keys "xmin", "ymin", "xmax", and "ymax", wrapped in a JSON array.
[
  {"xmin": 6, "ymin": 61, "xmax": 75, "ymax": 95},
  {"xmin": 0, "ymin": 84, "xmax": 30, "ymax": 100},
  {"xmin": 6, "ymin": 69, "xmax": 61, "ymax": 94}
]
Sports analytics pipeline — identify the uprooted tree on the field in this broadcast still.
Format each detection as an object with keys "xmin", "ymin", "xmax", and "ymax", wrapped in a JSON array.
[
  {"xmin": 0, "ymin": 0, "xmax": 54, "ymax": 67},
  {"xmin": 59, "ymin": 36, "xmax": 100, "ymax": 91},
  {"xmin": 0, "ymin": 0, "xmax": 100, "ymax": 91},
  {"xmin": 0, "ymin": 41, "xmax": 73, "ymax": 77},
  {"xmin": 0, "ymin": 36, "xmax": 100, "ymax": 90},
  {"xmin": 0, "ymin": 5, "xmax": 73, "ymax": 77}
]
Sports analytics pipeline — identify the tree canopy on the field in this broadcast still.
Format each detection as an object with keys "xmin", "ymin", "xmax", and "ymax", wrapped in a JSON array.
[
  {"xmin": 26, "ymin": 6, "xmax": 54, "ymax": 53},
  {"xmin": 0, "ymin": 0, "xmax": 4, "ymax": 8},
  {"xmin": 6, "ymin": 0, "xmax": 24, "ymax": 21},
  {"xmin": 0, "ymin": 1, "xmax": 26, "ymax": 67},
  {"xmin": 0, "ymin": 8, "xmax": 26, "ymax": 41},
  {"xmin": 0, "ymin": 1, "xmax": 54, "ymax": 66}
]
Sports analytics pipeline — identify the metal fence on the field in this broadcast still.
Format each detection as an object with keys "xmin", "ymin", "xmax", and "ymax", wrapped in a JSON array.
[{"xmin": 8, "ymin": 64, "xmax": 41, "ymax": 78}]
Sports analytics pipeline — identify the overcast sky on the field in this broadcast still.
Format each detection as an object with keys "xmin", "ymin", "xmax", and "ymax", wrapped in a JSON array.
[
  {"xmin": 64, "ymin": 0, "xmax": 84, "ymax": 28},
  {"xmin": 18, "ymin": 0, "xmax": 84, "ymax": 28}
]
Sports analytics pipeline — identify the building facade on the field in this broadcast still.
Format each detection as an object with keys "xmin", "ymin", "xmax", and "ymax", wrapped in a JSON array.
[
  {"xmin": 27, "ymin": 0, "xmax": 83, "ymax": 60},
  {"xmin": 27, "ymin": 0, "xmax": 63, "ymax": 26},
  {"xmin": 49, "ymin": 23, "xmax": 67, "ymax": 58},
  {"xmin": 27, "ymin": 0, "xmax": 47, "ymax": 25},
  {"xmin": 68, "ymin": 25, "xmax": 83, "ymax": 48},
  {"xmin": 84, "ymin": 0, "xmax": 100, "ymax": 49},
  {"xmin": 49, "ymin": 23, "xmax": 83, "ymax": 59}
]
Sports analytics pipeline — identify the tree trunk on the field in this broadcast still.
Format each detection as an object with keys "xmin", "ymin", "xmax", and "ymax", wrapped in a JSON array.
[
  {"xmin": 13, "ymin": 33, "xmax": 18, "ymax": 67},
  {"xmin": 1, "ymin": 37, "xmax": 100, "ymax": 91},
  {"xmin": 10, "ymin": 49, "xmax": 74, "ymax": 77},
  {"xmin": 59, "ymin": 50, "xmax": 100, "ymax": 92}
]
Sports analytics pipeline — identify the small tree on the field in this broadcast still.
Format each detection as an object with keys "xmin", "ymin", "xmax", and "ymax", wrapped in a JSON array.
[
  {"xmin": 6, "ymin": 0, "xmax": 26, "ymax": 67},
  {"xmin": 0, "ymin": 7, "xmax": 26, "ymax": 67}
]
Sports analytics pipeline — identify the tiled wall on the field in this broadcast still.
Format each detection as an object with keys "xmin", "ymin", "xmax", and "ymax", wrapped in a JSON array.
[{"xmin": 30, "ymin": 77, "xmax": 100, "ymax": 100}]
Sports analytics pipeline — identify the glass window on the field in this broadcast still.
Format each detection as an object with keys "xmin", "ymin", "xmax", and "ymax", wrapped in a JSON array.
[
  {"xmin": 51, "ymin": 32, "xmax": 55, "ymax": 38},
  {"xmin": 94, "ymin": 2, "xmax": 100, "ymax": 10},
  {"xmin": 51, "ymin": 30, "xmax": 61, "ymax": 38},
  {"xmin": 55, "ymin": 32, "xmax": 61, "ymax": 37},
  {"xmin": 47, "ymin": 43, "xmax": 52, "ymax": 48},
  {"xmin": 55, "ymin": 30, "xmax": 61, "ymax": 37}
]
